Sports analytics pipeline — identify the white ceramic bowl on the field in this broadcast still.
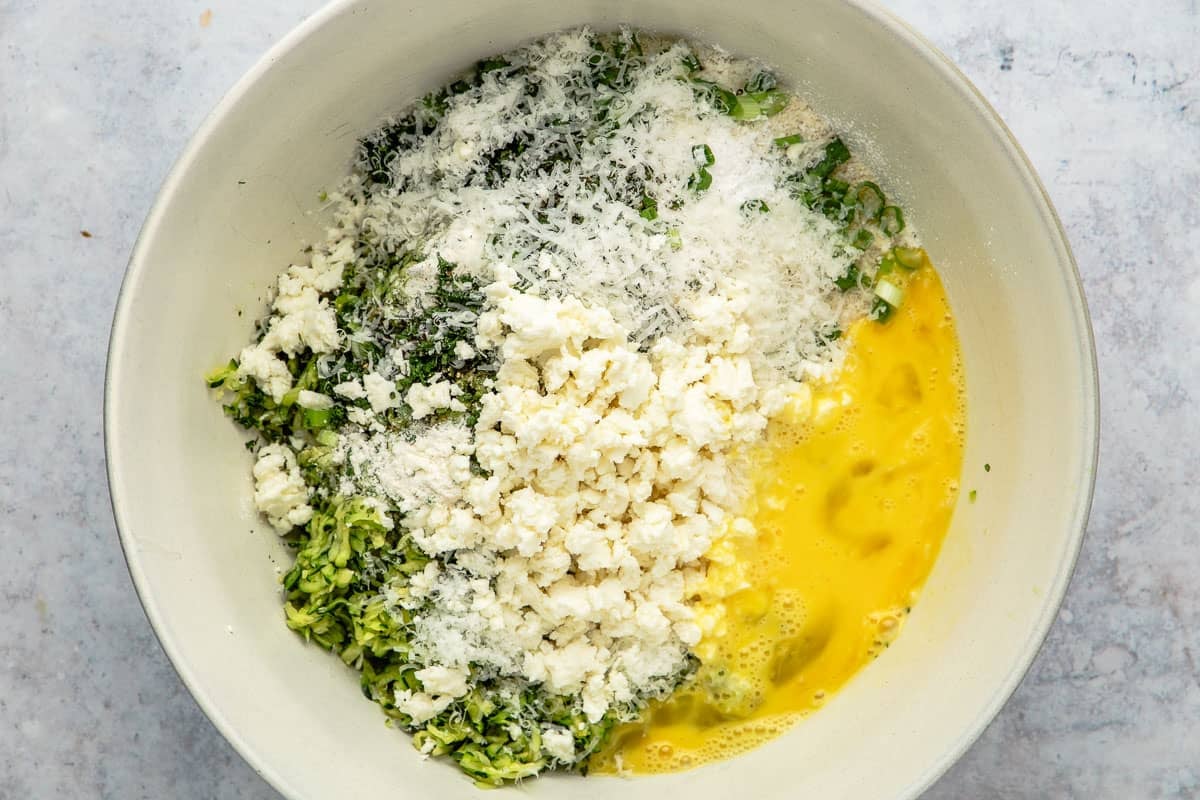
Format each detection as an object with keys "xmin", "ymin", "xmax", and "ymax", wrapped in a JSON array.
[{"xmin": 106, "ymin": 1, "xmax": 1098, "ymax": 797}]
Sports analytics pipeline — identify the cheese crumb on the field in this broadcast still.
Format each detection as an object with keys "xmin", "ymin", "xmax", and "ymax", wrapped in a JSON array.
[
  {"xmin": 251, "ymin": 444, "xmax": 313, "ymax": 532},
  {"xmin": 541, "ymin": 726, "xmax": 576, "ymax": 762},
  {"xmin": 369, "ymin": 284, "xmax": 767, "ymax": 721},
  {"xmin": 363, "ymin": 372, "xmax": 399, "ymax": 414}
]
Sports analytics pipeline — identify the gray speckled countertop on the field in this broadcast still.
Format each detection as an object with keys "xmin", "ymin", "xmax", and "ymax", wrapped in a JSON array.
[{"xmin": 1, "ymin": 0, "xmax": 1196, "ymax": 797}]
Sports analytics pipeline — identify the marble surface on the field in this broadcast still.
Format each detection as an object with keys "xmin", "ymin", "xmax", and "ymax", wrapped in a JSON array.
[{"xmin": 1, "ymin": 0, "xmax": 1196, "ymax": 796}]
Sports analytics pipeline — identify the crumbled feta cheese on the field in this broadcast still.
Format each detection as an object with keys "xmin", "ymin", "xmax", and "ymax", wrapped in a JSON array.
[
  {"xmin": 251, "ymin": 444, "xmax": 312, "ymax": 533},
  {"xmin": 453, "ymin": 340, "xmax": 476, "ymax": 361},
  {"xmin": 333, "ymin": 379, "xmax": 366, "ymax": 400},
  {"xmin": 415, "ymin": 665, "xmax": 470, "ymax": 698},
  {"xmin": 295, "ymin": 390, "xmax": 333, "ymax": 410},
  {"xmin": 393, "ymin": 689, "xmax": 454, "ymax": 725},
  {"xmin": 406, "ymin": 380, "xmax": 460, "ymax": 420},
  {"xmin": 236, "ymin": 345, "xmax": 292, "ymax": 403},
  {"xmin": 541, "ymin": 726, "xmax": 576, "ymax": 762},
  {"xmin": 381, "ymin": 286, "xmax": 772, "ymax": 720},
  {"xmin": 363, "ymin": 371, "xmax": 399, "ymax": 414}
]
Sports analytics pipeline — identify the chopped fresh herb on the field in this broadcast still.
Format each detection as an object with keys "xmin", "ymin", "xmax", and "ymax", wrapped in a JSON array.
[
  {"xmin": 391, "ymin": 257, "xmax": 492, "ymax": 423},
  {"xmin": 639, "ymin": 194, "xmax": 659, "ymax": 220},
  {"xmin": 984, "ymin": 463, "xmax": 992, "ymax": 472},
  {"xmin": 740, "ymin": 199, "xmax": 770, "ymax": 215},
  {"xmin": 477, "ymin": 56, "xmax": 511, "ymax": 73},
  {"xmin": 689, "ymin": 167, "xmax": 713, "ymax": 192},
  {"xmin": 969, "ymin": 489, "xmax": 978, "ymax": 502},
  {"xmin": 688, "ymin": 144, "xmax": 715, "ymax": 192}
]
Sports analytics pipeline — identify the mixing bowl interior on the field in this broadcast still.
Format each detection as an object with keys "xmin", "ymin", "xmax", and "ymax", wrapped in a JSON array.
[{"xmin": 106, "ymin": 1, "xmax": 1097, "ymax": 798}]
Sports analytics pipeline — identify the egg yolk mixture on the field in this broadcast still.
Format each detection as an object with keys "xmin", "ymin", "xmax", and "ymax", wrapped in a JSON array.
[{"xmin": 592, "ymin": 262, "xmax": 964, "ymax": 774}]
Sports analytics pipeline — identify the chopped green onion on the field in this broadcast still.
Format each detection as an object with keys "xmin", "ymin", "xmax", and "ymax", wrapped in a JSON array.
[
  {"xmin": 834, "ymin": 264, "xmax": 861, "ymax": 292},
  {"xmin": 740, "ymin": 199, "xmax": 770, "ymax": 215},
  {"xmin": 809, "ymin": 137, "xmax": 851, "ymax": 180},
  {"xmin": 824, "ymin": 177, "xmax": 850, "ymax": 198},
  {"xmin": 692, "ymin": 143, "xmax": 715, "ymax": 167},
  {"xmin": 692, "ymin": 74, "xmax": 786, "ymax": 121},
  {"xmin": 877, "ymin": 249, "xmax": 899, "ymax": 278},
  {"xmin": 870, "ymin": 296, "xmax": 893, "ymax": 321},
  {"xmin": 820, "ymin": 196, "xmax": 852, "ymax": 223},
  {"xmin": 731, "ymin": 89, "xmax": 788, "ymax": 121},
  {"xmin": 880, "ymin": 205, "xmax": 906, "ymax": 236},
  {"xmin": 690, "ymin": 168, "xmax": 712, "ymax": 191},
  {"xmin": 774, "ymin": 133, "xmax": 804, "ymax": 148},
  {"xmin": 745, "ymin": 71, "xmax": 778, "ymax": 92},
  {"xmin": 754, "ymin": 90, "xmax": 788, "ymax": 117},
  {"xmin": 852, "ymin": 229, "xmax": 874, "ymax": 250},
  {"xmin": 854, "ymin": 181, "xmax": 885, "ymax": 223},
  {"xmin": 693, "ymin": 79, "xmax": 738, "ymax": 114},
  {"xmin": 878, "ymin": 245, "xmax": 921, "ymax": 277},
  {"xmin": 893, "ymin": 246, "xmax": 925, "ymax": 270},
  {"xmin": 874, "ymin": 278, "xmax": 904, "ymax": 308},
  {"xmin": 628, "ymin": 32, "xmax": 644, "ymax": 57},
  {"xmin": 667, "ymin": 228, "xmax": 682, "ymax": 250},
  {"xmin": 713, "ymin": 87, "xmax": 739, "ymax": 114},
  {"xmin": 731, "ymin": 95, "xmax": 761, "ymax": 121}
]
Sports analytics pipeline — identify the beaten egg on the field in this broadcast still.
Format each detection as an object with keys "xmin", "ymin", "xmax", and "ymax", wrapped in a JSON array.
[{"xmin": 593, "ymin": 261, "xmax": 964, "ymax": 774}]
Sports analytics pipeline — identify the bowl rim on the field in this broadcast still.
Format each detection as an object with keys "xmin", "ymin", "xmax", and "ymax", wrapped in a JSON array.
[{"xmin": 104, "ymin": 1, "xmax": 1100, "ymax": 797}]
